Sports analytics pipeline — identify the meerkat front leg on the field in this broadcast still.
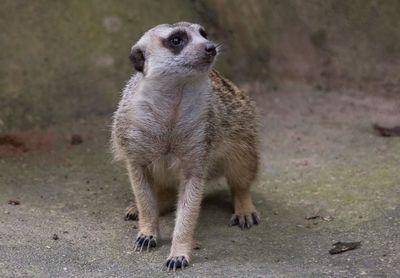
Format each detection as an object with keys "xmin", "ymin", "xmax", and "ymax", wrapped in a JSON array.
[
  {"xmin": 164, "ymin": 176, "xmax": 205, "ymax": 271},
  {"xmin": 126, "ymin": 162, "xmax": 159, "ymax": 251}
]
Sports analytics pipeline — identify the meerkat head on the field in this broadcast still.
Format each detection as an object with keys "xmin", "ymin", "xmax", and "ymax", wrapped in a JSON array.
[{"xmin": 129, "ymin": 22, "xmax": 218, "ymax": 78}]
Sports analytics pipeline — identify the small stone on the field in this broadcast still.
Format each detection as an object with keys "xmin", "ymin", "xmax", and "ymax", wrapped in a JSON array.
[
  {"xmin": 70, "ymin": 134, "xmax": 83, "ymax": 145},
  {"xmin": 193, "ymin": 243, "xmax": 201, "ymax": 250},
  {"xmin": 329, "ymin": 241, "xmax": 361, "ymax": 255},
  {"xmin": 52, "ymin": 234, "xmax": 59, "ymax": 240},
  {"xmin": 305, "ymin": 215, "xmax": 320, "ymax": 220},
  {"xmin": 8, "ymin": 199, "xmax": 20, "ymax": 205}
]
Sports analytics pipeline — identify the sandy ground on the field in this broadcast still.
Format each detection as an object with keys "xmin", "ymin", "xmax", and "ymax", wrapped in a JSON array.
[{"xmin": 1, "ymin": 85, "xmax": 399, "ymax": 277}]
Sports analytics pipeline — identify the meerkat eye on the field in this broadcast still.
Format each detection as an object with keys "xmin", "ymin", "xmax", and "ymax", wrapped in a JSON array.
[
  {"xmin": 170, "ymin": 36, "xmax": 183, "ymax": 46},
  {"xmin": 163, "ymin": 30, "xmax": 189, "ymax": 53},
  {"xmin": 199, "ymin": 28, "xmax": 208, "ymax": 39}
]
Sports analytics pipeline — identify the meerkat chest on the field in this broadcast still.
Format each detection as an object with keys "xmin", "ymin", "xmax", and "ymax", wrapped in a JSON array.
[{"xmin": 128, "ymin": 85, "xmax": 208, "ymax": 158}]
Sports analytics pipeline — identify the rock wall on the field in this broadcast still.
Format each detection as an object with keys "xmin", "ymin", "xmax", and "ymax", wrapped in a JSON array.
[
  {"xmin": 1, "ymin": 0, "xmax": 399, "ymax": 131},
  {"xmin": 0, "ymin": 0, "xmax": 200, "ymax": 131}
]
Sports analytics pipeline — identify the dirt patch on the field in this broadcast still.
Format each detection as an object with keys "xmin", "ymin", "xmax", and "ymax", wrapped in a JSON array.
[
  {"xmin": 0, "ymin": 135, "xmax": 28, "ymax": 153},
  {"xmin": 0, "ymin": 129, "xmax": 58, "ymax": 155},
  {"xmin": 373, "ymin": 124, "xmax": 400, "ymax": 137}
]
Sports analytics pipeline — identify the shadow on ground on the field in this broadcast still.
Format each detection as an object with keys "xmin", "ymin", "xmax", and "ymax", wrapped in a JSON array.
[{"xmin": 0, "ymin": 85, "xmax": 399, "ymax": 277}]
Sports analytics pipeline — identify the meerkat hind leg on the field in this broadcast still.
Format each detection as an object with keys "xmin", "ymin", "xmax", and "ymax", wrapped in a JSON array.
[
  {"xmin": 226, "ymin": 160, "xmax": 260, "ymax": 229},
  {"xmin": 125, "ymin": 201, "xmax": 139, "ymax": 221},
  {"xmin": 228, "ymin": 186, "xmax": 260, "ymax": 229}
]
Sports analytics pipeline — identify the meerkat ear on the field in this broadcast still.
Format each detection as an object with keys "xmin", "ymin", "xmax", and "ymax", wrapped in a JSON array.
[{"xmin": 129, "ymin": 46, "xmax": 145, "ymax": 72}]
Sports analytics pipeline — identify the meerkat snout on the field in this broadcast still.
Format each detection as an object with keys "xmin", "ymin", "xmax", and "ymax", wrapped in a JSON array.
[{"xmin": 205, "ymin": 43, "xmax": 217, "ymax": 57}]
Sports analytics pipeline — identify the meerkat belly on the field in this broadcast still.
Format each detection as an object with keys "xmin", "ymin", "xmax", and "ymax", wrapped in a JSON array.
[{"xmin": 147, "ymin": 155, "xmax": 181, "ymax": 188}]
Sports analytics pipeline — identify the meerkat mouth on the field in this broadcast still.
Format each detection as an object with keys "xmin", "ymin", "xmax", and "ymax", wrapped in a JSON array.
[{"xmin": 192, "ymin": 51, "xmax": 218, "ymax": 71}]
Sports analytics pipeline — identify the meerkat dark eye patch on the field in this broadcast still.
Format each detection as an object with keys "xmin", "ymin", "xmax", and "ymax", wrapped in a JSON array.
[
  {"xmin": 199, "ymin": 28, "xmax": 208, "ymax": 39},
  {"xmin": 130, "ymin": 47, "xmax": 145, "ymax": 72},
  {"xmin": 162, "ymin": 30, "xmax": 189, "ymax": 55}
]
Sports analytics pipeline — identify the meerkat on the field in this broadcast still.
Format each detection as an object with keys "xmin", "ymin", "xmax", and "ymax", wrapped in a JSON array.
[{"xmin": 111, "ymin": 22, "xmax": 260, "ymax": 271}]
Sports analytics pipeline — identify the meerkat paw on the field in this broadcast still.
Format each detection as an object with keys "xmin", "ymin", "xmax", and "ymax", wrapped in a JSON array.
[
  {"xmin": 124, "ymin": 203, "xmax": 139, "ymax": 221},
  {"xmin": 163, "ymin": 256, "xmax": 189, "ymax": 271},
  {"xmin": 229, "ymin": 211, "xmax": 260, "ymax": 229},
  {"xmin": 134, "ymin": 233, "xmax": 157, "ymax": 252}
]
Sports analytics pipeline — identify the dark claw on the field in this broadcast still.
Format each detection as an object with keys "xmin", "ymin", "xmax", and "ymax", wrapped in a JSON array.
[
  {"xmin": 252, "ymin": 212, "xmax": 260, "ymax": 225},
  {"xmin": 175, "ymin": 257, "xmax": 182, "ymax": 269},
  {"xmin": 124, "ymin": 207, "xmax": 139, "ymax": 221},
  {"xmin": 164, "ymin": 256, "xmax": 189, "ymax": 271},
  {"xmin": 238, "ymin": 215, "xmax": 246, "ymax": 229},
  {"xmin": 245, "ymin": 215, "xmax": 253, "ymax": 228},
  {"xmin": 134, "ymin": 234, "xmax": 156, "ymax": 251},
  {"xmin": 165, "ymin": 259, "xmax": 171, "ymax": 269},
  {"xmin": 229, "ymin": 214, "xmax": 239, "ymax": 226},
  {"xmin": 229, "ymin": 212, "xmax": 260, "ymax": 230},
  {"xmin": 125, "ymin": 212, "xmax": 138, "ymax": 221}
]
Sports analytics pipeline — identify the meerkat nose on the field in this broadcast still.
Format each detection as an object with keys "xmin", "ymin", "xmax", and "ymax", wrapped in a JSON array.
[{"xmin": 205, "ymin": 43, "xmax": 217, "ymax": 57}]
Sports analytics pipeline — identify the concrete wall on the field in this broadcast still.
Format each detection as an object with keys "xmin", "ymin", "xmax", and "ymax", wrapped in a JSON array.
[{"xmin": 1, "ymin": 0, "xmax": 400, "ymax": 132}]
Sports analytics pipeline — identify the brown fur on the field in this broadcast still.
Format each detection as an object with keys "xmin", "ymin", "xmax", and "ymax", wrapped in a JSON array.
[
  {"xmin": 113, "ymin": 70, "xmax": 260, "ymax": 264},
  {"xmin": 111, "ymin": 22, "xmax": 260, "ymax": 270}
]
